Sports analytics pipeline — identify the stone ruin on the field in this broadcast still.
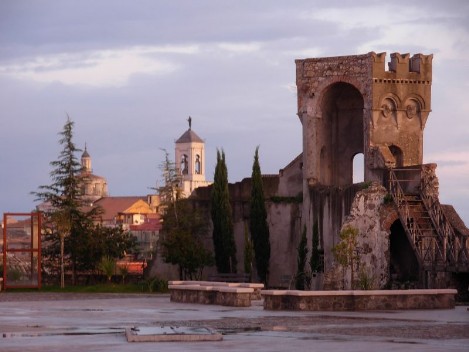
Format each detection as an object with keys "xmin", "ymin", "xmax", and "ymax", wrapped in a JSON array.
[
  {"xmin": 153, "ymin": 52, "xmax": 469, "ymax": 297},
  {"xmin": 296, "ymin": 52, "xmax": 468, "ymax": 292}
]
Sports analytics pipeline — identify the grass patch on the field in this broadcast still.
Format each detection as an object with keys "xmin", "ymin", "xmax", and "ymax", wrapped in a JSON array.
[
  {"xmin": 43, "ymin": 284, "xmax": 146, "ymax": 293},
  {"xmin": 12, "ymin": 282, "xmax": 168, "ymax": 294}
]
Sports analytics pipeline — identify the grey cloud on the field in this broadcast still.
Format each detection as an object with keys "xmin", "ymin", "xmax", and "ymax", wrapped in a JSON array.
[
  {"xmin": 0, "ymin": 0, "xmax": 367, "ymax": 61},
  {"xmin": 0, "ymin": 0, "xmax": 468, "ymax": 224}
]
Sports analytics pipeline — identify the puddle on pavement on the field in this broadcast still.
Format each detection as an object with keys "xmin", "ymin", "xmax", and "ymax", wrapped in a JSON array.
[
  {"xmin": 217, "ymin": 326, "xmax": 262, "ymax": 335},
  {"xmin": 2, "ymin": 327, "xmax": 122, "ymax": 338}
]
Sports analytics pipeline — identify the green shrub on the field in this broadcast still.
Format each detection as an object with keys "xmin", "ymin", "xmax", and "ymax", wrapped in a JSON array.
[
  {"xmin": 98, "ymin": 256, "xmax": 116, "ymax": 283},
  {"xmin": 357, "ymin": 268, "xmax": 375, "ymax": 290},
  {"xmin": 145, "ymin": 277, "xmax": 168, "ymax": 293},
  {"xmin": 383, "ymin": 193, "xmax": 394, "ymax": 204},
  {"xmin": 360, "ymin": 181, "xmax": 372, "ymax": 190}
]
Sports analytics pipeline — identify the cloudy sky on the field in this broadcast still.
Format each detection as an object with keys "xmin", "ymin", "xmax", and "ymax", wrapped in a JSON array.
[{"xmin": 1, "ymin": 0, "xmax": 468, "ymax": 224}]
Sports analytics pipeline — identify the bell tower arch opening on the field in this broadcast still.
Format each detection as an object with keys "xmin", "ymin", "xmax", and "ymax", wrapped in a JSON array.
[{"xmin": 319, "ymin": 82, "xmax": 364, "ymax": 186}]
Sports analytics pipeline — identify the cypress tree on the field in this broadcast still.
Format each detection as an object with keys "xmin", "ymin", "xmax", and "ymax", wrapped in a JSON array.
[
  {"xmin": 210, "ymin": 149, "xmax": 237, "ymax": 273},
  {"xmin": 243, "ymin": 222, "xmax": 253, "ymax": 277},
  {"xmin": 249, "ymin": 147, "xmax": 270, "ymax": 284},
  {"xmin": 295, "ymin": 225, "xmax": 308, "ymax": 290},
  {"xmin": 310, "ymin": 220, "xmax": 321, "ymax": 273}
]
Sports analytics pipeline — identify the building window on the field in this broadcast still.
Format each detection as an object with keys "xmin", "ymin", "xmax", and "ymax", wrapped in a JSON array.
[
  {"xmin": 195, "ymin": 154, "xmax": 201, "ymax": 174},
  {"xmin": 353, "ymin": 153, "xmax": 364, "ymax": 184},
  {"xmin": 181, "ymin": 154, "xmax": 188, "ymax": 175}
]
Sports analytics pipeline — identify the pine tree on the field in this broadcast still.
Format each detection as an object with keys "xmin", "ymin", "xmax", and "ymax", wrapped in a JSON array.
[
  {"xmin": 34, "ymin": 117, "xmax": 85, "ymax": 212},
  {"xmin": 35, "ymin": 118, "xmax": 136, "ymax": 286},
  {"xmin": 210, "ymin": 149, "xmax": 237, "ymax": 273},
  {"xmin": 249, "ymin": 147, "xmax": 270, "ymax": 284},
  {"xmin": 33, "ymin": 117, "xmax": 100, "ymax": 286}
]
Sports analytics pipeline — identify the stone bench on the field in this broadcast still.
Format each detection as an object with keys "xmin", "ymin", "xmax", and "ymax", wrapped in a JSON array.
[
  {"xmin": 169, "ymin": 280, "xmax": 264, "ymax": 300},
  {"xmin": 261, "ymin": 289, "xmax": 458, "ymax": 311},
  {"xmin": 214, "ymin": 286, "xmax": 254, "ymax": 307},
  {"xmin": 168, "ymin": 284, "xmax": 254, "ymax": 307}
]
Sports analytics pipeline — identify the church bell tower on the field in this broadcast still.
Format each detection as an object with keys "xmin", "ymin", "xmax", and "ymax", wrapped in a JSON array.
[{"xmin": 175, "ymin": 117, "xmax": 211, "ymax": 196}]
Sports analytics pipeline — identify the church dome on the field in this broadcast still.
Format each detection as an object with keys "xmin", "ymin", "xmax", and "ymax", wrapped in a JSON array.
[{"xmin": 80, "ymin": 145, "xmax": 108, "ymax": 201}]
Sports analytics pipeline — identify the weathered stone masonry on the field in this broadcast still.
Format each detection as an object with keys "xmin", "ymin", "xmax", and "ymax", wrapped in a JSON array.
[
  {"xmin": 151, "ymin": 52, "xmax": 468, "ymax": 295},
  {"xmin": 295, "ymin": 52, "xmax": 449, "ymax": 289}
]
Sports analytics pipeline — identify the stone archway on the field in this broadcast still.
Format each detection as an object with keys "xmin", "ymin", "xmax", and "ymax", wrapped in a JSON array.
[{"xmin": 318, "ymin": 82, "xmax": 364, "ymax": 186}]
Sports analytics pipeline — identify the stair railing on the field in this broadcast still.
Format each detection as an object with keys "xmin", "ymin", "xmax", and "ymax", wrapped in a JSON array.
[
  {"xmin": 388, "ymin": 169, "xmax": 431, "ymax": 266},
  {"xmin": 420, "ymin": 169, "xmax": 468, "ymax": 266}
]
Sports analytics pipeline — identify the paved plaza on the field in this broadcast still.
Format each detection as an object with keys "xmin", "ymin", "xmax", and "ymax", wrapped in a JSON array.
[{"xmin": 0, "ymin": 292, "xmax": 468, "ymax": 351}]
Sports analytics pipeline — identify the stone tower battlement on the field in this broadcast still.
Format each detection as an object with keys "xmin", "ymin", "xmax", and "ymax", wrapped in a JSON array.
[
  {"xmin": 371, "ymin": 52, "xmax": 433, "ymax": 82},
  {"xmin": 296, "ymin": 51, "xmax": 433, "ymax": 190}
]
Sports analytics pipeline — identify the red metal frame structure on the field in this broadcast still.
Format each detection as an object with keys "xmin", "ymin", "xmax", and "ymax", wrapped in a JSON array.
[{"xmin": 2, "ymin": 212, "xmax": 42, "ymax": 290}]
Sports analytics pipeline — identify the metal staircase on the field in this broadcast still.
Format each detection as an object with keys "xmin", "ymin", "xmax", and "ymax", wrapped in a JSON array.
[{"xmin": 388, "ymin": 167, "xmax": 469, "ymax": 273}]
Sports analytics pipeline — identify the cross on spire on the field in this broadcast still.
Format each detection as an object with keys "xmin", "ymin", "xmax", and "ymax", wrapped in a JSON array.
[{"xmin": 187, "ymin": 116, "xmax": 192, "ymax": 130}]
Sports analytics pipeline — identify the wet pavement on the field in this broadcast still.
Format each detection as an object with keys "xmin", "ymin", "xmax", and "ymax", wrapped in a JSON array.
[{"xmin": 0, "ymin": 292, "xmax": 468, "ymax": 351}]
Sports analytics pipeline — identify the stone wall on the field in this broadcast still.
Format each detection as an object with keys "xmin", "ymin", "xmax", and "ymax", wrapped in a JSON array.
[
  {"xmin": 150, "ymin": 157, "xmax": 304, "ymax": 287},
  {"xmin": 262, "ymin": 289, "xmax": 457, "ymax": 311},
  {"xmin": 323, "ymin": 183, "xmax": 396, "ymax": 290},
  {"xmin": 308, "ymin": 183, "xmax": 364, "ymax": 277}
]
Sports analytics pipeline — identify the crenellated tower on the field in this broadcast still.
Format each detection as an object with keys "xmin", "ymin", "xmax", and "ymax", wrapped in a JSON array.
[
  {"xmin": 295, "ymin": 52, "xmax": 469, "ymax": 289},
  {"xmin": 367, "ymin": 52, "xmax": 433, "ymax": 182},
  {"xmin": 296, "ymin": 51, "xmax": 433, "ymax": 189}
]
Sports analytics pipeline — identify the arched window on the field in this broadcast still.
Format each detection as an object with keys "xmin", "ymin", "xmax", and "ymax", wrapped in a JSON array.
[
  {"xmin": 353, "ymin": 153, "xmax": 364, "ymax": 184},
  {"xmin": 181, "ymin": 154, "xmax": 188, "ymax": 175},
  {"xmin": 195, "ymin": 154, "xmax": 201, "ymax": 174},
  {"xmin": 389, "ymin": 145, "xmax": 403, "ymax": 168}
]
